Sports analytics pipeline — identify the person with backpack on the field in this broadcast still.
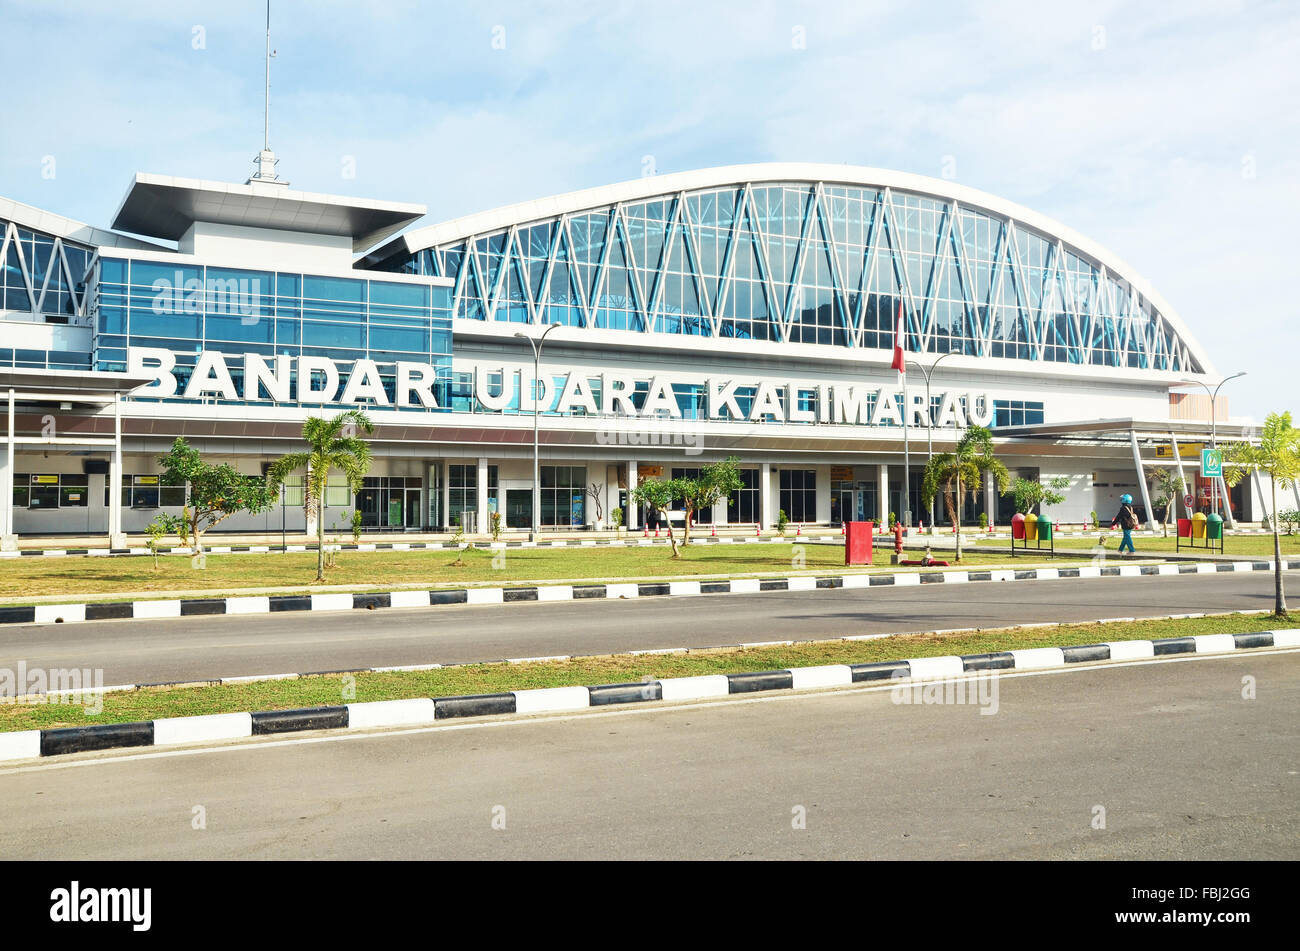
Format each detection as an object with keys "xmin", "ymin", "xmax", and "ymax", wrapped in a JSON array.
[{"xmin": 1112, "ymin": 493, "xmax": 1138, "ymax": 554}]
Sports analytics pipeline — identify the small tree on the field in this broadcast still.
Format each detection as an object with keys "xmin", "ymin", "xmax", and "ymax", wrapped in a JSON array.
[
  {"xmin": 676, "ymin": 456, "xmax": 744, "ymax": 547},
  {"xmin": 155, "ymin": 437, "xmax": 277, "ymax": 556},
  {"xmin": 777, "ymin": 509, "xmax": 789, "ymax": 536},
  {"xmin": 610, "ymin": 506, "xmax": 624, "ymax": 535},
  {"xmin": 1149, "ymin": 470, "xmax": 1186, "ymax": 537},
  {"xmin": 490, "ymin": 510, "xmax": 503, "ymax": 542},
  {"xmin": 451, "ymin": 511, "xmax": 469, "ymax": 566},
  {"xmin": 1223, "ymin": 411, "xmax": 1300, "ymax": 617},
  {"xmin": 921, "ymin": 425, "xmax": 1010, "ymax": 561},
  {"xmin": 586, "ymin": 482, "xmax": 605, "ymax": 528},
  {"xmin": 145, "ymin": 516, "xmax": 169, "ymax": 571},
  {"xmin": 266, "ymin": 410, "xmax": 375, "ymax": 582},
  {"xmin": 632, "ymin": 477, "xmax": 683, "ymax": 557},
  {"xmin": 1006, "ymin": 475, "xmax": 1069, "ymax": 515}
]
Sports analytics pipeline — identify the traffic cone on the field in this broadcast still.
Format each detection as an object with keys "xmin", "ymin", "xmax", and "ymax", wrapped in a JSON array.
[
  {"xmin": 643, "ymin": 524, "xmax": 648, "ymax": 537},
  {"xmin": 655, "ymin": 527, "xmax": 660, "ymax": 537},
  {"xmin": 756, "ymin": 525, "xmax": 761, "ymax": 537},
  {"xmin": 796, "ymin": 522, "xmax": 802, "ymax": 536}
]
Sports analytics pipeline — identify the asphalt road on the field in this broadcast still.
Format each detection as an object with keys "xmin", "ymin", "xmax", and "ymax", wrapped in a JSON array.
[
  {"xmin": 1, "ymin": 570, "xmax": 1295, "ymax": 687},
  {"xmin": 0, "ymin": 650, "xmax": 1294, "ymax": 859}
]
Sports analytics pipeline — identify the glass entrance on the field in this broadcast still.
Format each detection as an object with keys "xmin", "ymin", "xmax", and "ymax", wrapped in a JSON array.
[
  {"xmin": 505, "ymin": 489, "xmax": 532, "ymax": 529},
  {"xmin": 404, "ymin": 488, "xmax": 421, "ymax": 528}
]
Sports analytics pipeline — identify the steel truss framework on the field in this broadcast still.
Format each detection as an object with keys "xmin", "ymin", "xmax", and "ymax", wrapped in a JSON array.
[
  {"xmin": 394, "ymin": 180, "xmax": 1201, "ymax": 375},
  {"xmin": 0, "ymin": 216, "xmax": 94, "ymax": 319}
]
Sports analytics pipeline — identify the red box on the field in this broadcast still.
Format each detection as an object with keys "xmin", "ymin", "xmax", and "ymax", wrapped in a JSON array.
[{"xmin": 845, "ymin": 521, "xmax": 874, "ymax": 565}]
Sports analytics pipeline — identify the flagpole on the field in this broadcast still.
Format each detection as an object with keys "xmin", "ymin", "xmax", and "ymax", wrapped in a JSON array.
[
  {"xmin": 903, "ymin": 362, "xmax": 910, "ymax": 531},
  {"xmin": 899, "ymin": 300, "xmax": 911, "ymax": 530}
]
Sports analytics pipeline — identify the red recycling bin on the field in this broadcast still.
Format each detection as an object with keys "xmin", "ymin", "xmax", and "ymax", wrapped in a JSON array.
[
  {"xmin": 845, "ymin": 521, "xmax": 874, "ymax": 565},
  {"xmin": 1011, "ymin": 513, "xmax": 1026, "ymax": 540}
]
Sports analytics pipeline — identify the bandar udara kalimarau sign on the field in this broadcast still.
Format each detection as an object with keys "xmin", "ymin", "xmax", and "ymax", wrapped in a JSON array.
[{"xmin": 126, "ymin": 346, "xmax": 998, "ymax": 428}]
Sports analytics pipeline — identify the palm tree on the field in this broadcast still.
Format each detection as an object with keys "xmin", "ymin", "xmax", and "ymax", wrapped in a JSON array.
[
  {"xmin": 267, "ymin": 410, "xmax": 375, "ymax": 582},
  {"xmin": 1224, "ymin": 411, "xmax": 1299, "ymax": 616},
  {"xmin": 920, "ymin": 425, "xmax": 1010, "ymax": 561}
]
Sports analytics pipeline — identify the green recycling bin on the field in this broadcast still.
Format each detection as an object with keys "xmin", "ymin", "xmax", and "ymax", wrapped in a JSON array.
[
  {"xmin": 1038, "ymin": 519, "xmax": 1053, "ymax": 541},
  {"xmin": 1206, "ymin": 513, "xmax": 1223, "ymax": 540}
]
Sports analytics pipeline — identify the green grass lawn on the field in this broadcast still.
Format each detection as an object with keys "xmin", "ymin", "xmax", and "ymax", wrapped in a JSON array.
[
  {"xmin": 0, "ymin": 544, "xmax": 1099, "ymax": 603},
  {"xmin": 2, "ymin": 611, "xmax": 1293, "ymax": 733},
  {"xmin": 978, "ymin": 533, "xmax": 1300, "ymax": 556}
]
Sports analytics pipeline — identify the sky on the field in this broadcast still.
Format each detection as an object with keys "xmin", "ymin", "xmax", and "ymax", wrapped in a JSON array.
[{"xmin": 1, "ymin": 0, "xmax": 1296, "ymax": 422}]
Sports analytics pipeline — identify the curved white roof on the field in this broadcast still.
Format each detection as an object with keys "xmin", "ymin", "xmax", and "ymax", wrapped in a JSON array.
[{"xmin": 382, "ymin": 162, "xmax": 1213, "ymax": 377}]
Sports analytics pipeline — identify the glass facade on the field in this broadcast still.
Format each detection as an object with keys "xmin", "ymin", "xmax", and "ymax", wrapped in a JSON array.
[
  {"xmin": 89, "ymin": 256, "xmax": 453, "ymax": 410},
  {"xmin": 540, "ymin": 465, "xmax": 586, "ymax": 527},
  {"xmin": 779, "ymin": 468, "xmax": 818, "ymax": 523},
  {"xmin": 992, "ymin": 400, "xmax": 1046, "ymax": 428},
  {"xmin": 381, "ymin": 180, "xmax": 1200, "ymax": 374}
]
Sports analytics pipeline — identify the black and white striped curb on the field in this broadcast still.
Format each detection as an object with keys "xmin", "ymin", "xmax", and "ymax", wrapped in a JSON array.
[
  {"xmin": 0, "ymin": 527, "xmax": 1277, "ymax": 559},
  {"xmin": 5, "ymin": 558, "xmax": 1299, "ymax": 626},
  {"xmin": 3, "ymin": 629, "xmax": 1295, "ymax": 763},
  {"xmin": 0, "ymin": 534, "xmax": 831, "ymax": 559}
]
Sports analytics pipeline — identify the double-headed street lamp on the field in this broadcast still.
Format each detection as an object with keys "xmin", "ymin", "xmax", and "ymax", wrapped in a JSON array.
[
  {"xmin": 1177, "ymin": 371, "xmax": 1246, "ymax": 527},
  {"xmin": 514, "ymin": 323, "xmax": 562, "ymax": 541},
  {"xmin": 907, "ymin": 350, "xmax": 962, "ymax": 530}
]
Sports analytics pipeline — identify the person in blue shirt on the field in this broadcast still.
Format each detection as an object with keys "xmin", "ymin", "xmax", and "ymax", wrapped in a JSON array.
[{"xmin": 1112, "ymin": 494, "xmax": 1138, "ymax": 554}]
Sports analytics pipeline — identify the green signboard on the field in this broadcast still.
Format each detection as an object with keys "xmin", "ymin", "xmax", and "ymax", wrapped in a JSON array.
[
  {"xmin": 388, "ymin": 498, "xmax": 403, "ymax": 525},
  {"xmin": 1200, "ymin": 448, "xmax": 1223, "ymax": 478}
]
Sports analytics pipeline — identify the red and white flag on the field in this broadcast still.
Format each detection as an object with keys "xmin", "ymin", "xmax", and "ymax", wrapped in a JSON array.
[{"xmin": 890, "ymin": 299, "xmax": 906, "ymax": 377}]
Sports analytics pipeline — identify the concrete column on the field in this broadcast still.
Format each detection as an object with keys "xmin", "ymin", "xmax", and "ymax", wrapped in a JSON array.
[
  {"xmin": 441, "ymin": 460, "xmax": 451, "ymax": 532},
  {"xmin": 712, "ymin": 495, "xmax": 728, "ymax": 527},
  {"xmin": 305, "ymin": 462, "xmax": 318, "ymax": 537},
  {"xmin": 1171, "ymin": 436, "xmax": 1190, "ymax": 517},
  {"xmin": 760, "ymin": 461, "xmax": 773, "ymax": 529},
  {"xmin": 877, "ymin": 464, "xmax": 889, "ymax": 526},
  {"xmin": 627, "ymin": 460, "xmax": 638, "ymax": 530},
  {"xmin": 1217, "ymin": 472, "xmax": 1236, "ymax": 529},
  {"xmin": 1, "ymin": 389, "xmax": 14, "ymax": 550},
  {"xmin": 1129, "ymin": 431, "xmax": 1156, "ymax": 531},
  {"xmin": 476, "ymin": 457, "xmax": 489, "ymax": 534},
  {"xmin": 109, "ymin": 393, "xmax": 125, "ymax": 548},
  {"xmin": 815, "ymin": 465, "xmax": 831, "ymax": 525},
  {"xmin": 1251, "ymin": 468, "xmax": 1268, "ymax": 525},
  {"xmin": 984, "ymin": 470, "xmax": 996, "ymax": 528}
]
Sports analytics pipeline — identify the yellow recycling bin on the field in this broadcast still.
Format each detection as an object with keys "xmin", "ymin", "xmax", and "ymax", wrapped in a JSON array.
[
  {"xmin": 1025, "ymin": 513, "xmax": 1039, "ymax": 541},
  {"xmin": 1191, "ymin": 512, "xmax": 1207, "ymax": 539}
]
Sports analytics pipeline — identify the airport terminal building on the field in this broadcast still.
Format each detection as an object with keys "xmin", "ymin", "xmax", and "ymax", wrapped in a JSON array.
[{"xmin": 0, "ymin": 161, "xmax": 1280, "ymax": 544}]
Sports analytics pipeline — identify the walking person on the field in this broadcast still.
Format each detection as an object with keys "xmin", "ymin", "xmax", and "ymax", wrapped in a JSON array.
[{"xmin": 1112, "ymin": 493, "xmax": 1138, "ymax": 555}]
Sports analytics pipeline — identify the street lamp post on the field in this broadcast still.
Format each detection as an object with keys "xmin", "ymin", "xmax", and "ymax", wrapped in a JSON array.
[
  {"xmin": 1177, "ymin": 372, "xmax": 1246, "ymax": 527},
  {"xmin": 906, "ymin": 351, "xmax": 962, "ymax": 531},
  {"xmin": 515, "ymin": 323, "xmax": 562, "ymax": 541}
]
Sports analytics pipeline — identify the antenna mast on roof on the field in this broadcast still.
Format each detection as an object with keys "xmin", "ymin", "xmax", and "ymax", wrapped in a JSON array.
[{"xmin": 249, "ymin": 0, "xmax": 288, "ymax": 186}]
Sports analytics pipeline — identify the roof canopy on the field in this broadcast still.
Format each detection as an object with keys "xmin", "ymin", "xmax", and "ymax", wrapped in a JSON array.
[{"xmin": 111, "ymin": 173, "xmax": 426, "ymax": 252}]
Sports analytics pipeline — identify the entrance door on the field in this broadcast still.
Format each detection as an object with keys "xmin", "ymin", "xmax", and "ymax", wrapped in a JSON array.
[
  {"xmin": 405, "ymin": 488, "xmax": 421, "ymax": 529},
  {"xmin": 506, "ymin": 489, "xmax": 532, "ymax": 529}
]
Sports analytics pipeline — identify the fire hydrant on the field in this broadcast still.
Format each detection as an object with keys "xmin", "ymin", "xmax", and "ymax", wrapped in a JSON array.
[{"xmin": 893, "ymin": 520, "xmax": 905, "ymax": 555}]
